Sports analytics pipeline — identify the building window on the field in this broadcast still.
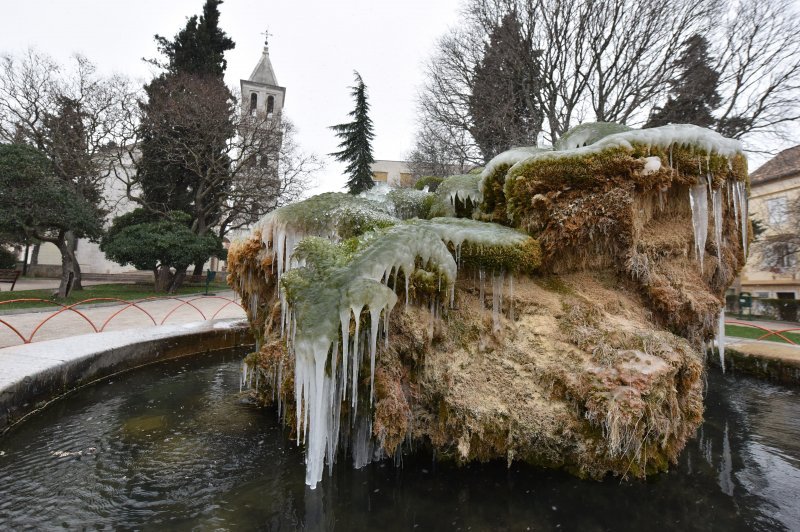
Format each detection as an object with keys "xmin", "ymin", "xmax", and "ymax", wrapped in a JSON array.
[
  {"xmin": 763, "ymin": 242, "xmax": 798, "ymax": 271},
  {"xmin": 767, "ymin": 196, "xmax": 788, "ymax": 226},
  {"xmin": 399, "ymin": 173, "xmax": 414, "ymax": 186},
  {"xmin": 250, "ymin": 93, "xmax": 258, "ymax": 115},
  {"xmin": 372, "ymin": 171, "xmax": 388, "ymax": 182},
  {"xmin": 267, "ymin": 95, "xmax": 275, "ymax": 116}
]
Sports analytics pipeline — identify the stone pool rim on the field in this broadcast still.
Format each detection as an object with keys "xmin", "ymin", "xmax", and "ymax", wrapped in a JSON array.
[{"xmin": 0, "ymin": 318, "xmax": 254, "ymax": 433}]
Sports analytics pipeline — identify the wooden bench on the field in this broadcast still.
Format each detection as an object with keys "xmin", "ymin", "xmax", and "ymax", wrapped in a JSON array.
[{"xmin": 0, "ymin": 269, "xmax": 21, "ymax": 291}]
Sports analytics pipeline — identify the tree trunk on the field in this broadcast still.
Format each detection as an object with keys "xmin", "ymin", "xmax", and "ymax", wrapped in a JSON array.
[
  {"xmin": 170, "ymin": 268, "xmax": 187, "ymax": 293},
  {"xmin": 30, "ymin": 243, "xmax": 40, "ymax": 266},
  {"xmin": 66, "ymin": 231, "xmax": 83, "ymax": 291},
  {"xmin": 191, "ymin": 260, "xmax": 205, "ymax": 276},
  {"xmin": 154, "ymin": 265, "xmax": 174, "ymax": 292},
  {"xmin": 56, "ymin": 236, "xmax": 78, "ymax": 299}
]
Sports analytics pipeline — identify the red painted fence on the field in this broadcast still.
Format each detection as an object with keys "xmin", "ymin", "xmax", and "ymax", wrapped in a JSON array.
[{"xmin": 0, "ymin": 296, "xmax": 244, "ymax": 348}]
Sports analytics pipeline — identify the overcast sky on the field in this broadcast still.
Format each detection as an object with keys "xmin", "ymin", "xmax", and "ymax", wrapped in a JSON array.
[
  {"xmin": 0, "ymin": 0, "xmax": 464, "ymax": 193},
  {"xmin": 1, "ymin": 0, "xmax": 793, "ymax": 189}
]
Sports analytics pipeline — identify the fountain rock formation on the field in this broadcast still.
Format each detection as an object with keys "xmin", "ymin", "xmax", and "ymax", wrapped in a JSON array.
[{"xmin": 228, "ymin": 123, "xmax": 748, "ymax": 488}]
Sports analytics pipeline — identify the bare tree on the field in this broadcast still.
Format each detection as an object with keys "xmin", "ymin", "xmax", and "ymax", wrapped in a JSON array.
[
  {"xmin": 713, "ymin": 0, "xmax": 800, "ymax": 141},
  {"xmin": 416, "ymin": 0, "xmax": 800, "ymax": 158},
  {"xmin": 407, "ymin": 120, "xmax": 477, "ymax": 178},
  {"xmin": 0, "ymin": 49, "xmax": 133, "ymax": 297},
  {"xmin": 110, "ymin": 76, "xmax": 320, "ymax": 242}
]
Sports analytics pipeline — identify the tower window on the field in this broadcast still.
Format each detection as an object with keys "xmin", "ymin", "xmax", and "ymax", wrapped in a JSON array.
[
  {"xmin": 267, "ymin": 95, "xmax": 275, "ymax": 115},
  {"xmin": 250, "ymin": 93, "xmax": 258, "ymax": 115}
]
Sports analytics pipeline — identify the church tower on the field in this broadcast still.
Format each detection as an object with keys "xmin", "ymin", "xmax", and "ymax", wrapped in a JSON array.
[{"xmin": 241, "ymin": 33, "xmax": 286, "ymax": 119}]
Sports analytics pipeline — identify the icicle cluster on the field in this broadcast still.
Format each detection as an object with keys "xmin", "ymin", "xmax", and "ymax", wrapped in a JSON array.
[
  {"xmin": 256, "ymin": 207, "xmax": 537, "ymax": 488},
  {"xmin": 436, "ymin": 174, "xmax": 483, "ymax": 208}
]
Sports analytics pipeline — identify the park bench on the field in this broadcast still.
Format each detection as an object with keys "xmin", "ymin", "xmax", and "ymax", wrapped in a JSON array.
[{"xmin": 0, "ymin": 269, "xmax": 21, "ymax": 291}]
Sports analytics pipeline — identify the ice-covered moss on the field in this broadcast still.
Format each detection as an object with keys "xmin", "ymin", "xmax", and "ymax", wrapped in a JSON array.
[
  {"xmin": 256, "ymin": 192, "xmax": 399, "ymax": 279},
  {"xmin": 555, "ymin": 122, "xmax": 633, "ymax": 151},
  {"xmin": 410, "ymin": 218, "xmax": 540, "ymax": 273},
  {"xmin": 386, "ymin": 188, "xmax": 435, "ymax": 219}
]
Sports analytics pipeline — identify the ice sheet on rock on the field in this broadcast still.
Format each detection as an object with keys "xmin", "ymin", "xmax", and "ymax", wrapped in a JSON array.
[
  {"xmin": 479, "ymin": 146, "xmax": 548, "ymax": 191},
  {"xmin": 505, "ymin": 124, "xmax": 743, "ymax": 180},
  {"xmin": 255, "ymin": 192, "xmax": 400, "ymax": 280},
  {"xmin": 555, "ymin": 122, "xmax": 633, "ymax": 151},
  {"xmin": 413, "ymin": 217, "xmax": 531, "ymax": 251}
]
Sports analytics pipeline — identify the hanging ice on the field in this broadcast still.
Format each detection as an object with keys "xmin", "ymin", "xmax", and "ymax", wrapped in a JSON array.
[
  {"xmin": 712, "ymin": 189, "xmax": 723, "ymax": 268},
  {"xmin": 734, "ymin": 182, "xmax": 749, "ymax": 257},
  {"xmin": 689, "ymin": 184, "xmax": 709, "ymax": 272},
  {"xmin": 719, "ymin": 311, "xmax": 726, "ymax": 373}
]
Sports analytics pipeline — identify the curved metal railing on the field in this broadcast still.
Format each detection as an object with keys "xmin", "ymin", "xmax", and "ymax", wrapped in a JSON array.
[
  {"xmin": 0, "ymin": 295, "xmax": 244, "ymax": 347},
  {"xmin": 724, "ymin": 319, "xmax": 800, "ymax": 345}
]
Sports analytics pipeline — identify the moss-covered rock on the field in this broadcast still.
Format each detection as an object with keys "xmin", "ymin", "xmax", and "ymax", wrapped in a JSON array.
[{"xmin": 229, "ymin": 123, "xmax": 746, "ymax": 487}]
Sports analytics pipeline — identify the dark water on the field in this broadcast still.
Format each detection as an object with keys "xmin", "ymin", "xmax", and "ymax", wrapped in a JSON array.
[{"xmin": 1, "ymin": 351, "xmax": 798, "ymax": 531}]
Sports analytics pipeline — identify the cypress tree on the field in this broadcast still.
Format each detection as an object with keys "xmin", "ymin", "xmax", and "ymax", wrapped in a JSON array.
[
  {"xmin": 646, "ymin": 35, "xmax": 721, "ymax": 129},
  {"xmin": 130, "ymin": 0, "xmax": 236, "ymax": 282},
  {"xmin": 137, "ymin": 0, "xmax": 235, "ymax": 223},
  {"xmin": 469, "ymin": 12, "xmax": 543, "ymax": 161},
  {"xmin": 330, "ymin": 72, "xmax": 376, "ymax": 195}
]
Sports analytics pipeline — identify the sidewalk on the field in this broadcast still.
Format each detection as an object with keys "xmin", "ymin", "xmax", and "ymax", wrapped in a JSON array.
[
  {"xmin": 1, "ymin": 277, "xmax": 125, "ymax": 292},
  {"xmin": 0, "ymin": 290, "xmax": 246, "ymax": 348}
]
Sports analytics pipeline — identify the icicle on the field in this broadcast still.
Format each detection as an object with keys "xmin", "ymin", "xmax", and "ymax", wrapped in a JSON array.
[
  {"xmin": 737, "ymin": 182, "xmax": 748, "ymax": 257},
  {"xmin": 492, "ymin": 271, "xmax": 504, "ymax": 332},
  {"xmin": 339, "ymin": 308, "xmax": 351, "ymax": 402},
  {"xmin": 689, "ymin": 184, "xmax": 709, "ymax": 272},
  {"xmin": 712, "ymin": 189, "xmax": 723, "ymax": 268},
  {"xmin": 479, "ymin": 268, "xmax": 485, "ymax": 309},
  {"xmin": 351, "ymin": 306, "xmax": 363, "ymax": 410},
  {"xmin": 368, "ymin": 306, "xmax": 381, "ymax": 404},
  {"xmin": 717, "ymin": 308, "xmax": 726, "ymax": 374},
  {"xmin": 508, "ymin": 274, "xmax": 515, "ymax": 322}
]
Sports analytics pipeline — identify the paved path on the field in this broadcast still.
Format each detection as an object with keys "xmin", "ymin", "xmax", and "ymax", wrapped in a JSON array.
[
  {"xmin": 0, "ymin": 290, "xmax": 246, "ymax": 349},
  {"xmin": 0, "ymin": 277, "xmax": 126, "ymax": 292}
]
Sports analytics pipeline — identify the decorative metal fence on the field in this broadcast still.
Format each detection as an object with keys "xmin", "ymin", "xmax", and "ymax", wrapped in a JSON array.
[
  {"xmin": 724, "ymin": 319, "xmax": 800, "ymax": 345},
  {"xmin": 0, "ymin": 296, "xmax": 244, "ymax": 348}
]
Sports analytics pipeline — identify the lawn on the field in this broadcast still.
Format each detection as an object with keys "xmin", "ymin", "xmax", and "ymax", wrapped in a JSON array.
[
  {"xmin": 0, "ymin": 280, "xmax": 232, "ymax": 312},
  {"xmin": 725, "ymin": 324, "xmax": 800, "ymax": 345}
]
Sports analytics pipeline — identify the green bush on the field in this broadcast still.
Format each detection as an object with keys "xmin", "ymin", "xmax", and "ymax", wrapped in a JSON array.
[
  {"xmin": 755, "ymin": 298, "xmax": 799, "ymax": 322},
  {"xmin": 414, "ymin": 176, "xmax": 444, "ymax": 192},
  {"xmin": 0, "ymin": 247, "xmax": 18, "ymax": 269}
]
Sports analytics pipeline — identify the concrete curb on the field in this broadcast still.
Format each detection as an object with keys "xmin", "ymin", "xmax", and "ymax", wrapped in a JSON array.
[
  {"xmin": 0, "ymin": 318, "xmax": 254, "ymax": 432},
  {"xmin": 708, "ymin": 340, "xmax": 800, "ymax": 386}
]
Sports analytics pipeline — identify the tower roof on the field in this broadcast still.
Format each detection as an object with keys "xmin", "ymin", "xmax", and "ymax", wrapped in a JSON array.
[{"xmin": 248, "ymin": 45, "xmax": 278, "ymax": 86}]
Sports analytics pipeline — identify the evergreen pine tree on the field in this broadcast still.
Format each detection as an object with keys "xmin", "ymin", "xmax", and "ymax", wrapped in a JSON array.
[
  {"xmin": 330, "ymin": 72, "xmax": 376, "ymax": 195},
  {"xmin": 645, "ymin": 35, "xmax": 721, "ymax": 129},
  {"xmin": 469, "ymin": 13, "xmax": 543, "ymax": 161},
  {"xmin": 137, "ymin": 0, "xmax": 234, "ymax": 223}
]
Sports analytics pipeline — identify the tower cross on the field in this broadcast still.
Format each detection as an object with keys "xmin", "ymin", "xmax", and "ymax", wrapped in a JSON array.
[{"xmin": 261, "ymin": 29, "xmax": 272, "ymax": 49}]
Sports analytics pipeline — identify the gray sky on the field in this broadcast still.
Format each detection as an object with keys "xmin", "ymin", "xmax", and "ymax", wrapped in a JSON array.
[
  {"xmin": 1, "ymin": 0, "xmax": 793, "ymax": 185},
  {"xmin": 0, "ymin": 0, "xmax": 464, "ymax": 192}
]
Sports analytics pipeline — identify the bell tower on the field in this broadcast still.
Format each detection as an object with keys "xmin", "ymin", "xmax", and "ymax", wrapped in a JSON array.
[{"xmin": 241, "ymin": 31, "xmax": 286, "ymax": 119}]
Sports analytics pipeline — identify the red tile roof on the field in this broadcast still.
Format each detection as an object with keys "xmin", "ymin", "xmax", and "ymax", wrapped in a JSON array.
[{"xmin": 750, "ymin": 145, "xmax": 800, "ymax": 183}]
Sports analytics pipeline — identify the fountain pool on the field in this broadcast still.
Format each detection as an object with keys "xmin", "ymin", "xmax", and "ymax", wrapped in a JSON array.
[{"xmin": 0, "ymin": 349, "xmax": 797, "ymax": 530}]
